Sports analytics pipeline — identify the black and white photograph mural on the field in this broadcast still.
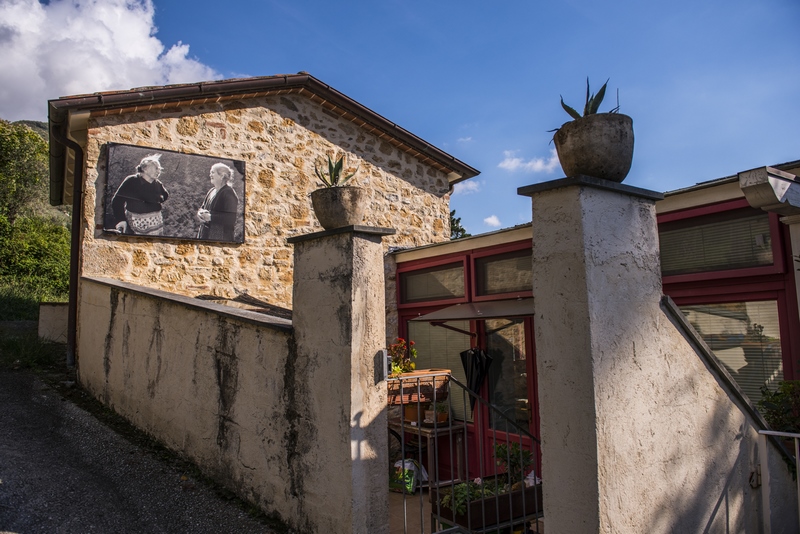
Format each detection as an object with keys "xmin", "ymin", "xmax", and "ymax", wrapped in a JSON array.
[{"xmin": 103, "ymin": 143, "xmax": 246, "ymax": 243}]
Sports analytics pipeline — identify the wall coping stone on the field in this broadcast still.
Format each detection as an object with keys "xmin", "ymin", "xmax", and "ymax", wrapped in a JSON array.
[
  {"xmin": 517, "ymin": 175, "xmax": 664, "ymax": 202},
  {"xmin": 286, "ymin": 225, "xmax": 396, "ymax": 244},
  {"xmin": 82, "ymin": 276, "xmax": 293, "ymax": 332}
]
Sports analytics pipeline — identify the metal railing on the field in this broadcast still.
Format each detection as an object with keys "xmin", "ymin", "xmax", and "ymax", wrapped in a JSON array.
[
  {"xmin": 388, "ymin": 371, "xmax": 543, "ymax": 534},
  {"xmin": 758, "ymin": 430, "xmax": 800, "ymax": 532}
]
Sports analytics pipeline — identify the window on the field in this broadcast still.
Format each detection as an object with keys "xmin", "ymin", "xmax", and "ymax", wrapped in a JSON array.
[
  {"xmin": 659, "ymin": 208, "xmax": 772, "ymax": 276},
  {"xmin": 408, "ymin": 319, "xmax": 474, "ymax": 422},
  {"xmin": 400, "ymin": 262, "xmax": 464, "ymax": 304},
  {"xmin": 680, "ymin": 300, "xmax": 783, "ymax": 402},
  {"xmin": 475, "ymin": 249, "xmax": 532, "ymax": 297}
]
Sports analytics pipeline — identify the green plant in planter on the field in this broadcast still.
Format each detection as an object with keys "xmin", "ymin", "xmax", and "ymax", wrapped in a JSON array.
[
  {"xmin": 439, "ymin": 442, "xmax": 534, "ymax": 514},
  {"xmin": 314, "ymin": 155, "xmax": 359, "ymax": 187},
  {"xmin": 494, "ymin": 442, "xmax": 534, "ymax": 487},
  {"xmin": 552, "ymin": 77, "xmax": 633, "ymax": 183},
  {"xmin": 439, "ymin": 478, "xmax": 500, "ymax": 515},
  {"xmin": 559, "ymin": 77, "xmax": 619, "ymax": 121},
  {"xmin": 388, "ymin": 337, "xmax": 417, "ymax": 376},
  {"xmin": 435, "ymin": 402, "xmax": 449, "ymax": 415}
]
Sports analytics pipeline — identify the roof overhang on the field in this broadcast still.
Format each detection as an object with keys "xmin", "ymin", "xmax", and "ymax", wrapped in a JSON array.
[
  {"xmin": 411, "ymin": 298, "xmax": 535, "ymax": 322},
  {"xmin": 738, "ymin": 166, "xmax": 800, "ymax": 217},
  {"xmin": 47, "ymin": 73, "xmax": 480, "ymax": 205}
]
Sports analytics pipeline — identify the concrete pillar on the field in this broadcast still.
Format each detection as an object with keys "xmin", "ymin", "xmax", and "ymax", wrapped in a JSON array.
[
  {"xmin": 287, "ymin": 225, "xmax": 394, "ymax": 534},
  {"xmin": 518, "ymin": 176, "xmax": 663, "ymax": 533}
]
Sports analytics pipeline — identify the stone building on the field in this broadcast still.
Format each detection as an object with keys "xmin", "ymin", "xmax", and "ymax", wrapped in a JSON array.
[{"xmin": 47, "ymin": 73, "xmax": 479, "ymax": 358}]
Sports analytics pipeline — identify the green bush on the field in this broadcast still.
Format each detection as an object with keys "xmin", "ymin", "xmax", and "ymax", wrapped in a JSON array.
[
  {"xmin": 0, "ymin": 215, "xmax": 70, "ymax": 320},
  {"xmin": 759, "ymin": 381, "xmax": 800, "ymax": 433}
]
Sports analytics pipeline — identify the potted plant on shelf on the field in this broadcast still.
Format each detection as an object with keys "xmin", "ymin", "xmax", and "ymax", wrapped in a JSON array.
[
  {"xmin": 386, "ymin": 338, "xmax": 450, "ymax": 419},
  {"xmin": 552, "ymin": 78, "xmax": 634, "ymax": 183},
  {"xmin": 389, "ymin": 337, "xmax": 417, "ymax": 377},
  {"xmin": 310, "ymin": 154, "xmax": 366, "ymax": 230}
]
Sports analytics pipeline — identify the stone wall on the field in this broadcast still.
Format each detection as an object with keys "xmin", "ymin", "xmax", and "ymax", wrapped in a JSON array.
[{"xmin": 78, "ymin": 94, "xmax": 451, "ymax": 316}]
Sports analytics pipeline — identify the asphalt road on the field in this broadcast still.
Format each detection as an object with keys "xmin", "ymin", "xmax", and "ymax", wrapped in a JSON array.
[{"xmin": 0, "ymin": 370, "xmax": 280, "ymax": 534}]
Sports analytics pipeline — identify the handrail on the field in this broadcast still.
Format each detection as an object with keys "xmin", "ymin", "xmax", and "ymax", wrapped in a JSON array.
[{"xmin": 389, "ymin": 371, "xmax": 543, "ymax": 532}]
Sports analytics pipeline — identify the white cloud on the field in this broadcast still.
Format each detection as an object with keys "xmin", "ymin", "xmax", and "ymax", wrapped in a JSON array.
[
  {"xmin": 457, "ymin": 136, "xmax": 473, "ymax": 143},
  {"xmin": 498, "ymin": 148, "xmax": 560, "ymax": 173},
  {"xmin": 452, "ymin": 180, "xmax": 481, "ymax": 195},
  {"xmin": 0, "ymin": 0, "xmax": 220, "ymax": 121},
  {"xmin": 484, "ymin": 215, "xmax": 501, "ymax": 228}
]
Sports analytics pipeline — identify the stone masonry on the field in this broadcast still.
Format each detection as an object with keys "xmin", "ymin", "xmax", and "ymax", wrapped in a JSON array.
[{"xmin": 79, "ymin": 94, "xmax": 452, "ymax": 317}]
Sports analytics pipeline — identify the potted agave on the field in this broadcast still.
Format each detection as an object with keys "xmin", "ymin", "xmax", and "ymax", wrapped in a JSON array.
[
  {"xmin": 553, "ymin": 78, "xmax": 634, "ymax": 183},
  {"xmin": 310, "ymin": 154, "xmax": 366, "ymax": 230}
]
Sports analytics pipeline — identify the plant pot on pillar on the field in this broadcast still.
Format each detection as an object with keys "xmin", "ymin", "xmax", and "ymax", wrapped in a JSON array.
[
  {"xmin": 310, "ymin": 154, "xmax": 366, "ymax": 230},
  {"xmin": 552, "ymin": 78, "xmax": 634, "ymax": 183}
]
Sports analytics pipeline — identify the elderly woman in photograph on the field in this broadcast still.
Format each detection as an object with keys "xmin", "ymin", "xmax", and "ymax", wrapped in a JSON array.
[
  {"xmin": 110, "ymin": 154, "xmax": 170, "ymax": 235},
  {"xmin": 197, "ymin": 162, "xmax": 239, "ymax": 241}
]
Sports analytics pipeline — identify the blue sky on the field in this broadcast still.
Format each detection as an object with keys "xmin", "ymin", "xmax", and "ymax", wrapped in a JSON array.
[{"xmin": 1, "ymin": 0, "xmax": 798, "ymax": 234}]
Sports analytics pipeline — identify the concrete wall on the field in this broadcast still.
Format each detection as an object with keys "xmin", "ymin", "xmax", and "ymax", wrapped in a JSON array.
[
  {"xmin": 522, "ymin": 177, "xmax": 797, "ymax": 534},
  {"xmin": 77, "ymin": 93, "xmax": 452, "ymax": 315},
  {"xmin": 38, "ymin": 302, "xmax": 68, "ymax": 343},
  {"xmin": 290, "ymin": 227, "xmax": 390, "ymax": 533},
  {"xmin": 77, "ymin": 276, "xmax": 310, "ymax": 529},
  {"xmin": 78, "ymin": 222, "xmax": 393, "ymax": 533}
]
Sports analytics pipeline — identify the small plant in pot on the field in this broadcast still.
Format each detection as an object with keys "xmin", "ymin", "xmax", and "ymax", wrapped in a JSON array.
[
  {"xmin": 553, "ymin": 78, "xmax": 634, "ymax": 183},
  {"xmin": 310, "ymin": 154, "xmax": 366, "ymax": 230}
]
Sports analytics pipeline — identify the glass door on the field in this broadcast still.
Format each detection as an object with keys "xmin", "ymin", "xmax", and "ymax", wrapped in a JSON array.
[{"xmin": 481, "ymin": 317, "xmax": 540, "ymax": 476}]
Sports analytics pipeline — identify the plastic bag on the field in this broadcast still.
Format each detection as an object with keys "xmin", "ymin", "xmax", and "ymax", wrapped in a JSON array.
[{"xmin": 390, "ymin": 459, "xmax": 428, "ymax": 493}]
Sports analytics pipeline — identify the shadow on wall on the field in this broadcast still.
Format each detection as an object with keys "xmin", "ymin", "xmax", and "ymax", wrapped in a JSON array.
[{"xmin": 635, "ymin": 303, "xmax": 797, "ymax": 533}]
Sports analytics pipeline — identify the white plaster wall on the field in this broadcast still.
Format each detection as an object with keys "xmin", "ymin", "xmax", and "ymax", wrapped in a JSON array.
[
  {"xmin": 77, "ymin": 277, "xmax": 307, "ymax": 528},
  {"xmin": 530, "ymin": 183, "xmax": 797, "ymax": 534},
  {"xmin": 291, "ymin": 231, "xmax": 389, "ymax": 534},
  {"xmin": 38, "ymin": 302, "xmax": 68, "ymax": 343}
]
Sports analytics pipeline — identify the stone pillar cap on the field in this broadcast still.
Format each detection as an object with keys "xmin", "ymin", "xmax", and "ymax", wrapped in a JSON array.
[{"xmin": 518, "ymin": 175, "xmax": 663, "ymax": 202}]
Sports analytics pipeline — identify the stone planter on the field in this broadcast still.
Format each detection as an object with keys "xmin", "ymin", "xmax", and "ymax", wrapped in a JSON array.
[
  {"xmin": 310, "ymin": 186, "xmax": 366, "ymax": 230},
  {"xmin": 553, "ymin": 113, "xmax": 634, "ymax": 182}
]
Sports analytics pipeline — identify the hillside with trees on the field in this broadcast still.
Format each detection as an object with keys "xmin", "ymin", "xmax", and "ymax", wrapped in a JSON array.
[{"xmin": 0, "ymin": 119, "xmax": 71, "ymax": 320}]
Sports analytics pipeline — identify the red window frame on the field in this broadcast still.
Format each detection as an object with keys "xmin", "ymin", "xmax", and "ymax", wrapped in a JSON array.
[
  {"xmin": 396, "ymin": 252, "xmax": 469, "ymax": 309},
  {"xmin": 470, "ymin": 240, "xmax": 534, "ymax": 302},
  {"xmin": 659, "ymin": 198, "xmax": 799, "ymax": 381},
  {"xmin": 657, "ymin": 198, "xmax": 786, "ymax": 284}
]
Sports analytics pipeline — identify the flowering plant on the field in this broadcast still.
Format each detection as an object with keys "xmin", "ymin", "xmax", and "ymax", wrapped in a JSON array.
[
  {"xmin": 388, "ymin": 337, "xmax": 417, "ymax": 375},
  {"xmin": 439, "ymin": 443, "xmax": 536, "ymax": 514}
]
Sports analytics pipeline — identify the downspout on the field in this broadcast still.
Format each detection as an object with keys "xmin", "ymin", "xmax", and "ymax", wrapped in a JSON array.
[{"xmin": 50, "ymin": 123, "xmax": 83, "ymax": 368}]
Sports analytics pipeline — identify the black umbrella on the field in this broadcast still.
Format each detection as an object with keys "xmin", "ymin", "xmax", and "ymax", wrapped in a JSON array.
[{"xmin": 460, "ymin": 348, "xmax": 493, "ymax": 410}]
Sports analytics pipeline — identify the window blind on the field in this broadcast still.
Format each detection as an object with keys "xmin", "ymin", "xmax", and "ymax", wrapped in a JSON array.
[
  {"xmin": 475, "ymin": 249, "xmax": 532, "ymax": 296},
  {"xmin": 680, "ymin": 300, "xmax": 783, "ymax": 402},
  {"xmin": 660, "ymin": 210, "xmax": 772, "ymax": 276},
  {"xmin": 400, "ymin": 263, "xmax": 464, "ymax": 303},
  {"xmin": 408, "ymin": 320, "xmax": 474, "ymax": 421}
]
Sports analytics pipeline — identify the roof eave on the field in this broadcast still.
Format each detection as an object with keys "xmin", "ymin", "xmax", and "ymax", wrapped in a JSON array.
[{"xmin": 47, "ymin": 73, "xmax": 479, "ymax": 204}]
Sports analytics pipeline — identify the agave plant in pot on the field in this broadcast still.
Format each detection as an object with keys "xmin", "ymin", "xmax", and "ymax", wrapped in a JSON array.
[
  {"xmin": 553, "ymin": 78, "xmax": 634, "ymax": 183},
  {"xmin": 310, "ymin": 154, "xmax": 366, "ymax": 230}
]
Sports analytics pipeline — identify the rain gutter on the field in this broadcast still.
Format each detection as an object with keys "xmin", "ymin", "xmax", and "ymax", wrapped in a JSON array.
[{"xmin": 48, "ymin": 119, "xmax": 82, "ymax": 367}]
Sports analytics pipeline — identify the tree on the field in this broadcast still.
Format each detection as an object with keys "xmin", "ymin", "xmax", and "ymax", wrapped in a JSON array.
[
  {"xmin": 450, "ymin": 209, "xmax": 471, "ymax": 239},
  {"xmin": 0, "ymin": 119, "xmax": 50, "ymax": 224}
]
